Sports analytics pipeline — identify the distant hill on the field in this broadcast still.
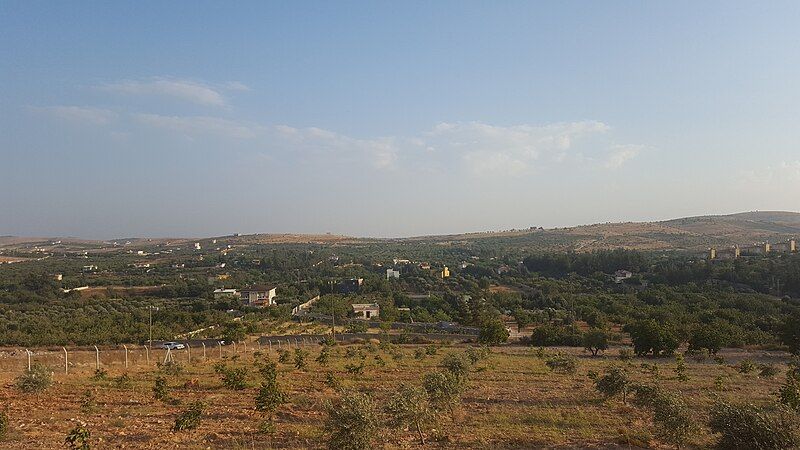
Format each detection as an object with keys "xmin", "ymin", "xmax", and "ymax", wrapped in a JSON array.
[
  {"xmin": 2, "ymin": 211, "xmax": 798, "ymax": 254},
  {"xmin": 414, "ymin": 211, "xmax": 800, "ymax": 253}
]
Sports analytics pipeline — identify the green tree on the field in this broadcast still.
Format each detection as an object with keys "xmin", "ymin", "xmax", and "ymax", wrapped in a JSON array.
[
  {"xmin": 478, "ymin": 319, "xmax": 509, "ymax": 345},
  {"xmin": 625, "ymin": 320, "xmax": 679, "ymax": 357},
  {"xmin": 324, "ymin": 391, "xmax": 378, "ymax": 450},
  {"xmin": 583, "ymin": 328, "xmax": 609, "ymax": 356},
  {"xmin": 386, "ymin": 384, "xmax": 434, "ymax": 445}
]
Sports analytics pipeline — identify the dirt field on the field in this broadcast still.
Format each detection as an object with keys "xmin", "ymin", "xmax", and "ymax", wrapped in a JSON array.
[{"xmin": 0, "ymin": 344, "xmax": 794, "ymax": 449}]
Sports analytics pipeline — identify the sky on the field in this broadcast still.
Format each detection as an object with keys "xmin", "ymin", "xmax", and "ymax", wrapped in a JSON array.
[{"xmin": 2, "ymin": 1, "xmax": 800, "ymax": 239}]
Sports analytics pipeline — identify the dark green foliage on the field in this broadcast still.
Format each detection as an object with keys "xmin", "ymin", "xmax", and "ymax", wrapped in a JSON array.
[
  {"xmin": 294, "ymin": 348, "xmax": 309, "ymax": 370},
  {"xmin": 90, "ymin": 368, "xmax": 108, "ymax": 382},
  {"xmin": 759, "ymin": 364, "xmax": 779, "ymax": 379},
  {"xmin": 674, "ymin": 355, "xmax": 688, "ymax": 382},
  {"xmin": 386, "ymin": 384, "xmax": 434, "ymax": 445},
  {"xmin": 173, "ymin": 401, "xmax": 204, "ymax": 432},
  {"xmin": 325, "ymin": 372, "xmax": 342, "ymax": 390},
  {"xmin": 583, "ymin": 328, "xmax": 609, "ymax": 356},
  {"xmin": 423, "ymin": 371, "xmax": 464, "ymax": 415},
  {"xmin": 214, "ymin": 362, "xmax": 248, "ymax": 390},
  {"xmin": 64, "ymin": 425, "xmax": 91, "ymax": 450},
  {"xmin": 255, "ymin": 378, "xmax": 286, "ymax": 416},
  {"xmin": 478, "ymin": 319, "xmax": 509, "ymax": 345},
  {"xmin": 324, "ymin": 391, "xmax": 377, "ymax": 450},
  {"xmin": 344, "ymin": 361, "xmax": 365, "ymax": 375},
  {"xmin": 316, "ymin": 347, "xmax": 330, "ymax": 366},
  {"xmin": 113, "ymin": 373, "xmax": 132, "ymax": 389},
  {"xmin": 80, "ymin": 389, "xmax": 97, "ymax": 413},
  {"xmin": 152, "ymin": 376, "xmax": 170, "ymax": 402},
  {"xmin": 625, "ymin": 320, "xmax": 679, "ymax": 357},
  {"xmin": 277, "ymin": 349, "xmax": 291, "ymax": 364},
  {"xmin": 440, "ymin": 353, "xmax": 470, "ymax": 381},
  {"xmin": 689, "ymin": 324, "xmax": 727, "ymax": 355},
  {"xmin": 709, "ymin": 401, "xmax": 798, "ymax": 449},
  {"xmin": 545, "ymin": 355, "xmax": 578, "ymax": 374},
  {"xmin": 466, "ymin": 345, "xmax": 490, "ymax": 364},
  {"xmin": 778, "ymin": 367, "xmax": 800, "ymax": 411},
  {"xmin": 346, "ymin": 321, "xmax": 368, "ymax": 333},
  {"xmin": 594, "ymin": 367, "xmax": 630, "ymax": 403},
  {"xmin": 780, "ymin": 312, "xmax": 800, "ymax": 355},
  {"xmin": 15, "ymin": 363, "xmax": 52, "ymax": 393},
  {"xmin": 531, "ymin": 324, "xmax": 584, "ymax": 347}
]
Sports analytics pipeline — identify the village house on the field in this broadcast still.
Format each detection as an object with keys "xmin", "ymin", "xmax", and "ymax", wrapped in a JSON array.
[
  {"xmin": 352, "ymin": 303, "xmax": 380, "ymax": 320},
  {"xmin": 386, "ymin": 268, "xmax": 400, "ymax": 279},
  {"xmin": 213, "ymin": 288, "xmax": 239, "ymax": 299},
  {"xmin": 614, "ymin": 270, "xmax": 633, "ymax": 283},
  {"xmin": 239, "ymin": 285, "xmax": 277, "ymax": 306}
]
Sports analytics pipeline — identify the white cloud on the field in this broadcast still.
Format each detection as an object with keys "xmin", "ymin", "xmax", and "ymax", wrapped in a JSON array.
[
  {"xmin": 31, "ymin": 106, "xmax": 117, "ymax": 125},
  {"xmin": 270, "ymin": 125, "xmax": 397, "ymax": 168},
  {"xmin": 604, "ymin": 144, "xmax": 642, "ymax": 169},
  {"xmin": 100, "ymin": 78, "xmax": 230, "ymax": 106},
  {"xmin": 135, "ymin": 114, "xmax": 259, "ymax": 139}
]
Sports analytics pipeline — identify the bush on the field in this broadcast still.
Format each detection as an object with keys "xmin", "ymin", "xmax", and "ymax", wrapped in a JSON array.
[
  {"xmin": 278, "ymin": 349, "xmax": 291, "ymax": 364},
  {"xmin": 545, "ymin": 355, "xmax": 578, "ymax": 374},
  {"xmin": 316, "ymin": 347, "xmax": 330, "ymax": 366},
  {"xmin": 759, "ymin": 364, "xmax": 779, "ymax": 379},
  {"xmin": 15, "ymin": 363, "xmax": 53, "ymax": 393},
  {"xmin": 709, "ymin": 401, "xmax": 798, "ymax": 449},
  {"xmin": 478, "ymin": 320, "xmax": 509, "ymax": 345},
  {"xmin": 346, "ymin": 321, "xmax": 368, "ymax": 333},
  {"xmin": 173, "ymin": 401, "xmax": 204, "ymax": 432},
  {"xmin": 618, "ymin": 348, "xmax": 634, "ymax": 362},
  {"xmin": 594, "ymin": 367, "xmax": 630, "ymax": 403},
  {"xmin": 738, "ymin": 359, "xmax": 757, "ymax": 374},
  {"xmin": 325, "ymin": 372, "xmax": 342, "ymax": 390},
  {"xmin": 689, "ymin": 325, "xmax": 726, "ymax": 355},
  {"xmin": 80, "ymin": 389, "xmax": 97, "ymax": 413},
  {"xmin": 153, "ymin": 376, "xmax": 170, "ymax": 402},
  {"xmin": 386, "ymin": 384, "xmax": 434, "ymax": 445},
  {"xmin": 531, "ymin": 324, "xmax": 583, "ymax": 347},
  {"xmin": 344, "ymin": 361, "xmax": 365, "ymax": 375},
  {"xmin": 441, "ymin": 353, "xmax": 470, "ymax": 381},
  {"xmin": 64, "ymin": 425, "xmax": 91, "ymax": 450},
  {"xmin": 214, "ymin": 362, "xmax": 248, "ymax": 390},
  {"xmin": 255, "ymin": 379, "xmax": 286, "ymax": 416},
  {"xmin": 466, "ymin": 346, "xmax": 490, "ymax": 364},
  {"xmin": 294, "ymin": 349, "xmax": 309, "ymax": 370},
  {"xmin": 113, "ymin": 373, "xmax": 132, "ymax": 389},
  {"xmin": 0, "ymin": 411, "xmax": 8, "ymax": 439},
  {"xmin": 324, "ymin": 391, "xmax": 377, "ymax": 450},
  {"xmin": 423, "ymin": 371, "xmax": 464, "ymax": 415},
  {"xmin": 90, "ymin": 368, "xmax": 108, "ymax": 382},
  {"xmin": 631, "ymin": 385, "xmax": 692, "ymax": 445},
  {"xmin": 778, "ymin": 371, "xmax": 800, "ymax": 411}
]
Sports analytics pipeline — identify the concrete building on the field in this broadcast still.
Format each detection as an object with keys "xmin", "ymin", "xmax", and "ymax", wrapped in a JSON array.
[
  {"xmin": 213, "ymin": 288, "xmax": 239, "ymax": 299},
  {"xmin": 239, "ymin": 285, "xmax": 277, "ymax": 307},
  {"xmin": 614, "ymin": 270, "xmax": 633, "ymax": 283},
  {"xmin": 439, "ymin": 266, "xmax": 450, "ymax": 278},
  {"xmin": 386, "ymin": 268, "xmax": 400, "ymax": 279},
  {"xmin": 352, "ymin": 303, "xmax": 380, "ymax": 320}
]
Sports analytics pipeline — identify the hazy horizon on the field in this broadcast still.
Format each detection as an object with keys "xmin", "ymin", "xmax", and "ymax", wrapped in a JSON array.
[{"xmin": 3, "ymin": 2, "xmax": 800, "ymax": 239}]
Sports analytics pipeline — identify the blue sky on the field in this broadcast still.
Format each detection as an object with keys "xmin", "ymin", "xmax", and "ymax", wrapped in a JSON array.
[{"xmin": 2, "ymin": 1, "xmax": 799, "ymax": 238}]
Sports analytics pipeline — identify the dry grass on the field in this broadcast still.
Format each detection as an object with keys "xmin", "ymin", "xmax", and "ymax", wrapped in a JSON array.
[{"xmin": 0, "ymin": 345, "xmax": 793, "ymax": 449}]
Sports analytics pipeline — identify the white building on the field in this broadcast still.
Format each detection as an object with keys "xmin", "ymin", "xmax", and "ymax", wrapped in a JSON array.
[
  {"xmin": 352, "ymin": 303, "xmax": 380, "ymax": 320},
  {"xmin": 386, "ymin": 268, "xmax": 400, "ymax": 279},
  {"xmin": 239, "ymin": 285, "xmax": 277, "ymax": 307},
  {"xmin": 213, "ymin": 288, "xmax": 239, "ymax": 299}
]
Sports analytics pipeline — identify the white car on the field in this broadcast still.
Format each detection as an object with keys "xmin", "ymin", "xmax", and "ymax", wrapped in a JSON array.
[{"xmin": 160, "ymin": 341, "xmax": 186, "ymax": 350}]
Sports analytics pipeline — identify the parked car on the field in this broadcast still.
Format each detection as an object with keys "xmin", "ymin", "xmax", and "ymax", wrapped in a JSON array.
[{"xmin": 160, "ymin": 341, "xmax": 186, "ymax": 350}]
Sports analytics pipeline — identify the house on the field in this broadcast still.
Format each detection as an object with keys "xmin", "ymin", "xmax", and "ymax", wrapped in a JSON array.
[
  {"xmin": 338, "ymin": 278, "xmax": 363, "ymax": 294},
  {"xmin": 439, "ymin": 266, "xmax": 450, "ymax": 278},
  {"xmin": 352, "ymin": 303, "xmax": 380, "ymax": 320},
  {"xmin": 386, "ymin": 268, "xmax": 400, "ymax": 279},
  {"xmin": 614, "ymin": 270, "xmax": 633, "ymax": 283},
  {"xmin": 393, "ymin": 258, "xmax": 411, "ymax": 265},
  {"xmin": 239, "ymin": 285, "xmax": 277, "ymax": 306},
  {"xmin": 82, "ymin": 265, "xmax": 98, "ymax": 273},
  {"xmin": 419, "ymin": 262, "xmax": 431, "ymax": 270},
  {"xmin": 194, "ymin": 243, "xmax": 201, "ymax": 250},
  {"xmin": 213, "ymin": 288, "xmax": 239, "ymax": 299},
  {"xmin": 54, "ymin": 274, "xmax": 63, "ymax": 281}
]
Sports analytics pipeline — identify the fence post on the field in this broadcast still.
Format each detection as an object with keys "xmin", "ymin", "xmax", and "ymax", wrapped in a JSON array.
[
  {"xmin": 123, "ymin": 344, "xmax": 128, "ymax": 369},
  {"xmin": 63, "ymin": 347, "xmax": 68, "ymax": 374},
  {"xmin": 94, "ymin": 345, "xmax": 100, "ymax": 370},
  {"xmin": 25, "ymin": 348, "xmax": 31, "ymax": 370},
  {"xmin": 257, "ymin": 340, "xmax": 261, "ymax": 351},
  {"xmin": 202, "ymin": 342, "xmax": 206, "ymax": 360},
  {"xmin": 269, "ymin": 341, "xmax": 272, "ymax": 352},
  {"xmin": 144, "ymin": 345, "xmax": 150, "ymax": 365},
  {"xmin": 186, "ymin": 343, "xmax": 191, "ymax": 364},
  {"xmin": 233, "ymin": 342, "xmax": 237, "ymax": 354},
  {"xmin": 218, "ymin": 341, "xmax": 222, "ymax": 358},
  {"xmin": 243, "ymin": 340, "xmax": 247, "ymax": 353}
]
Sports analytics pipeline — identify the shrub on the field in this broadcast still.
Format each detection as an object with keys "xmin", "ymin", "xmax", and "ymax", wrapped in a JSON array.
[
  {"xmin": 153, "ymin": 376, "xmax": 170, "ymax": 402},
  {"xmin": 0, "ymin": 411, "xmax": 8, "ymax": 439},
  {"xmin": 531, "ymin": 324, "xmax": 583, "ymax": 347},
  {"xmin": 414, "ymin": 348, "xmax": 426, "ymax": 360},
  {"xmin": 345, "ymin": 361, "xmax": 365, "ymax": 375},
  {"xmin": 594, "ymin": 367, "xmax": 630, "ymax": 403},
  {"xmin": 90, "ymin": 368, "xmax": 108, "ymax": 382},
  {"xmin": 80, "ymin": 389, "xmax": 97, "ymax": 413},
  {"xmin": 423, "ymin": 371, "xmax": 464, "ymax": 415},
  {"xmin": 545, "ymin": 355, "xmax": 578, "ymax": 374},
  {"xmin": 157, "ymin": 361, "xmax": 183, "ymax": 376},
  {"xmin": 386, "ymin": 384, "xmax": 434, "ymax": 445},
  {"xmin": 294, "ymin": 349, "xmax": 309, "ymax": 370},
  {"xmin": 257, "ymin": 359, "xmax": 278, "ymax": 383},
  {"xmin": 114, "ymin": 373, "xmax": 132, "ymax": 389},
  {"xmin": 346, "ymin": 321, "xmax": 368, "ymax": 333},
  {"xmin": 650, "ymin": 391, "xmax": 692, "ymax": 446},
  {"xmin": 738, "ymin": 359, "xmax": 757, "ymax": 374},
  {"xmin": 441, "ymin": 353, "xmax": 470, "ymax": 381},
  {"xmin": 778, "ymin": 371, "xmax": 800, "ymax": 411},
  {"xmin": 674, "ymin": 355, "xmax": 688, "ymax": 382},
  {"xmin": 316, "ymin": 347, "xmax": 330, "ymax": 366},
  {"xmin": 618, "ymin": 348, "xmax": 634, "ymax": 362},
  {"xmin": 255, "ymin": 379, "xmax": 286, "ymax": 416},
  {"xmin": 709, "ymin": 401, "xmax": 798, "ymax": 449},
  {"xmin": 325, "ymin": 372, "xmax": 342, "ymax": 390},
  {"xmin": 64, "ymin": 425, "xmax": 91, "ymax": 450},
  {"xmin": 425, "ymin": 344, "xmax": 438, "ymax": 356},
  {"xmin": 324, "ymin": 391, "xmax": 377, "ymax": 450},
  {"xmin": 478, "ymin": 319, "xmax": 510, "ymax": 345},
  {"xmin": 173, "ymin": 401, "xmax": 204, "ymax": 432},
  {"xmin": 466, "ymin": 346, "xmax": 490, "ymax": 364},
  {"xmin": 689, "ymin": 325, "xmax": 726, "ymax": 355},
  {"xmin": 278, "ymin": 349, "xmax": 291, "ymax": 364},
  {"xmin": 759, "ymin": 364, "xmax": 779, "ymax": 379},
  {"xmin": 15, "ymin": 363, "xmax": 53, "ymax": 393},
  {"xmin": 214, "ymin": 362, "xmax": 248, "ymax": 390}
]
